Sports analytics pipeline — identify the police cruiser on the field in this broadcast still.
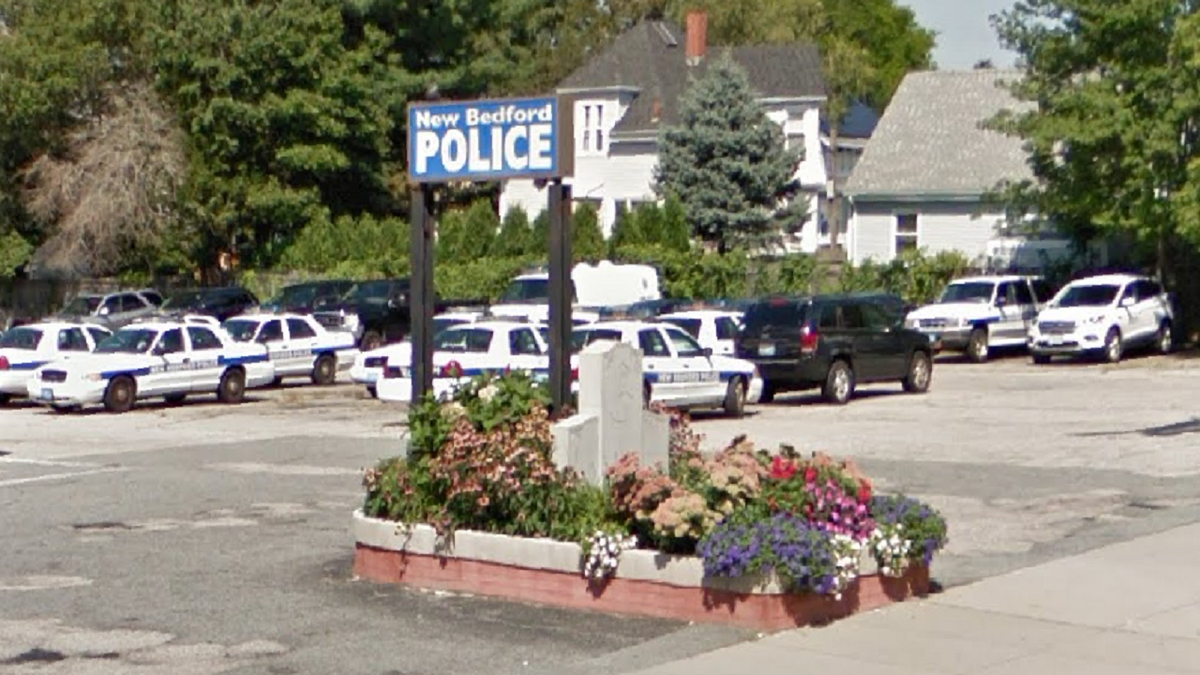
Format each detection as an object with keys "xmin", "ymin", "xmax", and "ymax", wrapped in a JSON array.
[
  {"xmin": 26, "ymin": 321, "xmax": 274, "ymax": 413},
  {"xmin": 0, "ymin": 322, "xmax": 112, "ymax": 404},
  {"xmin": 223, "ymin": 313, "xmax": 359, "ymax": 385},
  {"xmin": 372, "ymin": 321, "xmax": 548, "ymax": 403},
  {"xmin": 571, "ymin": 321, "xmax": 762, "ymax": 417}
]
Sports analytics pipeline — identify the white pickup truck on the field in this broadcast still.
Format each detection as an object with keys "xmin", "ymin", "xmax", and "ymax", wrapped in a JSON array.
[
  {"xmin": 488, "ymin": 261, "xmax": 660, "ymax": 324},
  {"xmin": 905, "ymin": 276, "xmax": 1055, "ymax": 362},
  {"xmin": 1027, "ymin": 273, "xmax": 1174, "ymax": 363}
]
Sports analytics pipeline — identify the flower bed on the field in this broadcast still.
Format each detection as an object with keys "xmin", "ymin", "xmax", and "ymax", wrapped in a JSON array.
[{"xmin": 356, "ymin": 373, "xmax": 947, "ymax": 629}]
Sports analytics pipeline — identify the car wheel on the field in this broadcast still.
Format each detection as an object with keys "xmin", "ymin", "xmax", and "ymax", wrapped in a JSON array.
[
  {"xmin": 1032, "ymin": 354, "xmax": 1051, "ymax": 365},
  {"xmin": 366, "ymin": 385, "xmax": 378, "ymax": 399},
  {"xmin": 103, "ymin": 376, "xmax": 136, "ymax": 414},
  {"xmin": 1103, "ymin": 328, "xmax": 1122, "ymax": 363},
  {"xmin": 902, "ymin": 351, "xmax": 932, "ymax": 393},
  {"xmin": 217, "ymin": 368, "xmax": 247, "ymax": 404},
  {"xmin": 163, "ymin": 393, "xmax": 187, "ymax": 405},
  {"xmin": 822, "ymin": 360, "xmax": 854, "ymax": 405},
  {"xmin": 1157, "ymin": 321, "xmax": 1173, "ymax": 355},
  {"xmin": 759, "ymin": 382, "xmax": 776, "ymax": 404},
  {"xmin": 0, "ymin": 393, "xmax": 10, "ymax": 405},
  {"xmin": 360, "ymin": 331, "xmax": 383, "ymax": 352},
  {"xmin": 271, "ymin": 376, "xmax": 284, "ymax": 388},
  {"xmin": 643, "ymin": 381, "xmax": 652, "ymax": 408},
  {"xmin": 723, "ymin": 377, "xmax": 747, "ymax": 417},
  {"xmin": 966, "ymin": 327, "xmax": 989, "ymax": 363},
  {"xmin": 312, "ymin": 354, "xmax": 337, "ymax": 386}
]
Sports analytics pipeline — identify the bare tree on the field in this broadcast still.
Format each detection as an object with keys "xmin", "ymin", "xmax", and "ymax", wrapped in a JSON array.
[{"xmin": 20, "ymin": 81, "xmax": 185, "ymax": 277}]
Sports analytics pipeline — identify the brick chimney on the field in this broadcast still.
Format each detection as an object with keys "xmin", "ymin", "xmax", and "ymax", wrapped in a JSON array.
[{"xmin": 686, "ymin": 10, "xmax": 707, "ymax": 66}]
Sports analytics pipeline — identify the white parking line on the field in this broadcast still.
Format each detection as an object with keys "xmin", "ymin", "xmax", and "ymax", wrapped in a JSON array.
[
  {"xmin": 0, "ymin": 457, "xmax": 100, "ymax": 468},
  {"xmin": 0, "ymin": 467, "xmax": 126, "ymax": 488}
]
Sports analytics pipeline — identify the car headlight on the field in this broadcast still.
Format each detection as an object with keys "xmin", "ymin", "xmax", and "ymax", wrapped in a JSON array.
[
  {"xmin": 85, "ymin": 373, "xmax": 103, "ymax": 382},
  {"xmin": 958, "ymin": 317, "xmax": 971, "ymax": 328}
]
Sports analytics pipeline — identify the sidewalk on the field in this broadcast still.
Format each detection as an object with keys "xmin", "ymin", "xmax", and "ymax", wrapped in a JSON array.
[{"xmin": 629, "ymin": 522, "xmax": 1200, "ymax": 675}]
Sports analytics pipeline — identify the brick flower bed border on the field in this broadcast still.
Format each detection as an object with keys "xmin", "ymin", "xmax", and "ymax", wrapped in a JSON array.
[{"xmin": 352, "ymin": 511, "xmax": 931, "ymax": 631}]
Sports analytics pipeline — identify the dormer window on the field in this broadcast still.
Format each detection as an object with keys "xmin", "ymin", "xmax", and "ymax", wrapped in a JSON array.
[{"xmin": 579, "ymin": 102, "xmax": 606, "ymax": 155}]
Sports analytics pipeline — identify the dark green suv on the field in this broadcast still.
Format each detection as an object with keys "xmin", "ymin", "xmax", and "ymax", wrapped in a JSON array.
[{"xmin": 736, "ymin": 293, "xmax": 933, "ymax": 404}]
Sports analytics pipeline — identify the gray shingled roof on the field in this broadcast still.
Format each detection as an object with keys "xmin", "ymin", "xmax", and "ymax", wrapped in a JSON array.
[
  {"xmin": 844, "ymin": 70, "xmax": 1033, "ymax": 199},
  {"xmin": 558, "ymin": 21, "xmax": 826, "ymax": 136}
]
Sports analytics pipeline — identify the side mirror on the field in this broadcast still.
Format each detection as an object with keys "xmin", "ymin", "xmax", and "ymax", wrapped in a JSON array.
[
  {"xmin": 152, "ymin": 344, "xmax": 168, "ymax": 356},
  {"xmin": 98, "ymin": 306, "xmax": 111, "ymax": 316},
  {"xmin": 702, "ymin": 347, "xmax": 713, "ymax": 358},
  {"xmin": 1120, "ymin": 296, "xmax": 1136, "ymax": 308},
  {"xmin": 994, "ymin": 296, "xmax": 1007, "ymax": 307}
]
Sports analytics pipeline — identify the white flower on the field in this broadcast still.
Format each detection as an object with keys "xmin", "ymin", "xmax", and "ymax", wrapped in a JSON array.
[{"xmin": 478, "ymin": 384, "xmax": 499, "ymax": 402}]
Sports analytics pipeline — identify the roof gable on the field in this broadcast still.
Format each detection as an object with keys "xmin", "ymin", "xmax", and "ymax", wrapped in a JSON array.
[
  {"xmin": 845, "ymin": 70, "xmax": 1033, "ymax": 200},
  {"xmin": 558, "ymin": 21, "xmax": 826, "ymax": 136}
]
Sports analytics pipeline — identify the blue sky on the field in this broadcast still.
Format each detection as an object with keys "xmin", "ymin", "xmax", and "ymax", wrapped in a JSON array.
[{"xmin": 899, "ymin": 0, "xmax": 1018, "ymax": 69}]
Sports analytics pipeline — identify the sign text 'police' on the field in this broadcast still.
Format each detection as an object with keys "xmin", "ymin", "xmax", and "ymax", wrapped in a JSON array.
[{"xmin": 408, "ymin": 98, "xmax": 565, "ymax": 182}]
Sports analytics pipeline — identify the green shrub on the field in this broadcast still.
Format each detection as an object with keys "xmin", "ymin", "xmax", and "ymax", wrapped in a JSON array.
[{"xmin": 492, "ymin": 206, "xmax": 537, "ymax": 258}]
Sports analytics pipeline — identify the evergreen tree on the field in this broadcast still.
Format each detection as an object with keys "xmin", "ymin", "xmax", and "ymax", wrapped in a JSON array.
[
  {"xmin": 654, "ymin": 54, "xmax": 801, "ymax": 253},
  {"xmin": 609, "ymin": 207, "xmax": 645, "ymax": 254},
  {"xmin": 493, "ymin": 206, "xmax": 535, "ymax": 258},
  {"xmin": 572, "ymin": 202, "xmax": 606, "ymax": 261},
  {"xmin": 530, "ymin": 209, "xmax": 550, "ymax": 258},
  {"xmin": 438, "ymin": 199, "xmax": 497, "ymax": 264},
  {"xmin": 660, "ymin": 194, "xmax": 693, "ymax": 252},
  {"xmin": 634, "ymin": 203, "xmax": 666, "ymax": 245}
]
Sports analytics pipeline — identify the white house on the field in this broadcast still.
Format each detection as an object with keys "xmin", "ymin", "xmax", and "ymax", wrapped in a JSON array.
[
  {"xmin": 499, "ymin": 12, "xmax": 847, "ymax": 254},
  {"xmin": 844, "ymin": 69, "xmax": 1080, "ymax": 269}
]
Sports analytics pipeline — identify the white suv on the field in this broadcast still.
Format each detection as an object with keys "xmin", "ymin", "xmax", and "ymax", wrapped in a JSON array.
[
  {"xmin": 1027, "ymin": 274, "xmax": 1173, "ymax": 364},
  {"xmin": 905, "ymin": 276, "xmax": 1054, "ymax": 362}
]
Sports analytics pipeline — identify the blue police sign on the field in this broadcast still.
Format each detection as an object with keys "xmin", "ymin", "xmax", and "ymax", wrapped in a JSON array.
[{"xmin": 407, "ymin": 96, "xmax": 574, "ymax": 183}]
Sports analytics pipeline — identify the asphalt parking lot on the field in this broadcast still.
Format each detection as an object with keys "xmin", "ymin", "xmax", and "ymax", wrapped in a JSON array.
[{"xmin": 3, "ymin": 352, "xmax": 1200, "ymax": 674}]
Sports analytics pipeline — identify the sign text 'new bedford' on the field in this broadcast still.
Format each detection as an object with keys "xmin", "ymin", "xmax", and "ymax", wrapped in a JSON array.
[{"xmin": 407, "ymin": 97, "xmax": 572, "ymax": 183}]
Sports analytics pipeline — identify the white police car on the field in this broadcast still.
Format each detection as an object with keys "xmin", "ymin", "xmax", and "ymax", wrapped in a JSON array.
[
  {"xmin": 26, "ymin": 321, "xmax": 275, "ymax": 413},
  {"xmin": 0, "ymin": 322, "xmax": 112, "ymax": 404},
  {"xmin": 657, "ymin": 310, "xmax": 743, "ymax": 356},
  {"xmin": 373, "ymin": 321, "xmax": 548, "ymax": 403},
  {"xmin": 223, "ymin": 313, "xmax": 358, "ymax": 385},
  {"xmin": 571, "ymin": 321, "xmax": 762, "ymax": 417}
]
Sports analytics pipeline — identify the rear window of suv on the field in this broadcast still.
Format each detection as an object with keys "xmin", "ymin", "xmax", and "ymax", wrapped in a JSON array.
[{"xmin": 742, "ymin": 300, "xmax": 807, "ymax": 332}]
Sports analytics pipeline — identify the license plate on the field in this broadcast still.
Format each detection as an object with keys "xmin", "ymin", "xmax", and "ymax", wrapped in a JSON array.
[
  {"xmin": 758, "ymin": 344, "xmax": 777, "ymax": 357},
  {"xmin": 39, "ymin": 388, "xmax": 53, "ymax": 401}
]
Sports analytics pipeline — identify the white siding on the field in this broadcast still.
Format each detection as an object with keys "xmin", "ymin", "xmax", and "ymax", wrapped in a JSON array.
[
  {"xmin": 848, "ymin": 200, "xmax": 1005, "ymax": 265},
  {"xmin": 499, "ymin": 179, "xmax": 547, "ymax": 220}
]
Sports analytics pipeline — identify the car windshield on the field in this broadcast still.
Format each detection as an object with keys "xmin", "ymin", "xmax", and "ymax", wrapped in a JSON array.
[
  {"xmin": 500, "ymin": 278, "xmax": 549, "ymax": 303},
  {"xmin": 271, "ymin": 285, "xmax": 319, "ymax": 307},
  {"xmin": 162, "ymin": 291, "xmax": 208, "ymax": 310},
  {"xmin": 0, "ymin": 327, "xmax": 42, "ymax": 350},
  {"xmin": 434, "ymin": 328, "xmax": 492, "ymax": 353},
  {"xmin": 662, "ymin": 317, "xmax": 702, "ymax": 338},
  {"xmin": 940, "ymin": 282, "xmax": 995, "ymax": 304},
  {"xmin": 96, "ymin": 328, "xmax": 159, "ymax": 354},
  {"xmin": 1055, "ymin": 284, "xmax": 1120, "ymax": 307},
  {"xmin": 223, "ymin": 319, "xmax": 260, "ymax": 343},
  {"xmin": 349, "ymin": 281, "xmax": 395, "ymax": 305},
  {"xmin": 62, "ymin": 296, "xmax": 102, "ymax": 315}
]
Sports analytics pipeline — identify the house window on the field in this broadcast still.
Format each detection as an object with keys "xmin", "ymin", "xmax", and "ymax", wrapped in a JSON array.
[
  {"xmin": 593, "ymin": 104, "xmax": 605, "ymax": 153},
  {"xmin": 582, "ymin": 105, "xmax": 591, "ymax": 152},
  {"xmin": 895, "ymin": 214, "xmax": 918, "ymax": 255},
  {"xmin": 579, "ymin": 103, "xmax": 606, "ymax": 155}
]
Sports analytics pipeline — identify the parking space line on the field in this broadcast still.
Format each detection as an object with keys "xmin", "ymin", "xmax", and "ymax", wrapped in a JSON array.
[
  {"xmin": 0, "ymin": 468, "xmax": 126, "ymax": 488},
  {"xmin": 0, "ymin": 457, "xmax": 101, "ymax": 469}
]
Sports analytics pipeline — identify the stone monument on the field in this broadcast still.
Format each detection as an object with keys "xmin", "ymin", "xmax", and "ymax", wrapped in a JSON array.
[{"xmin": 551, "ymin": 341, "xmax": 670, "ymax": 485}]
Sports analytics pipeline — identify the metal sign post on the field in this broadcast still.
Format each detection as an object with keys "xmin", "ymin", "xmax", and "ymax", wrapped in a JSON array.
[
  {"xmin": 547, "ymin": 181, "xmax": 573, "ymax": 411},
  {"xmin": 409, "ymin": 186, "xmax": 436, "ymax": 405},
  {"xmin": 405, "ymin": 95, "xmax": 573, "ymax": 404}
]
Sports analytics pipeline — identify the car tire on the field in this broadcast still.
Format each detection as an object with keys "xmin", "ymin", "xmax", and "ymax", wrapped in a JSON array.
[
  {"xmin": 759, "ymin": 382, "xmax": 776, "ymax": 404},
  {"xmin": 271, "ymin": 376, "xmax": 284, "ymax": 388},
  {"xmin": 643, "ymin": 381, "xmax": 652, "ymax": 408},
  {"xmin": 1103, "ymin": 328, "xmax": 1122, "ymax": 363},
  {"xmin": 822, "ymin": 360, "xmax": 854, "ymax": 405},
  {"xmin": 723, "ymin": 377, "xmax": 747, "ymax": 417},
  {"xmin": 966, "ymin": 327, "xmax": 989, "ymax": 363},
  {"xmin": 1032, "ymin": 354, "xmax": 1051, "ymax": 365},
  {"xmin": 902, "ymin": 351, "xmax": 932, "ymax": 394},
  {"xmin": 163, "ymin": 393, "xmax": 187, "ymax": 405},
  {"xmin": 217, "ymin": 368, "xmax": 247, "ymax": 404},
  {"xmin": 360, "ymin": 331, "xmax": 383, "ymax": 352},
  {"xmin": 366, "ymin": 386, "xmax": 378, "ymax": 399},
  {"xmin": 312, "ymin": 354, "xmax": 337, "ymax": 386},
  {"xmin": 103, "ymin": 376, "xmax": 136, "ymax": 414},
  {"xmin": 1157, "ymin": 321, "xmax": 1173, "ymax": 355},
  {"xmin": 0, "ymin": 393, "xmax": 10, "ymax": 405}
]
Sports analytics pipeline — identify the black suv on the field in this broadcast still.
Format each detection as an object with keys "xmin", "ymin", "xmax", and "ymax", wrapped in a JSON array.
[
  {"xmin": 159, "ymin": 286, "xmax": 260, "ymax": 321},
  {"xmin": 736, "ymin": 293, "xmax": 933, "ymax": 405},
  {"xmin": 262, "ymin": 280, "xmax": 355, "ymax": 314}
]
